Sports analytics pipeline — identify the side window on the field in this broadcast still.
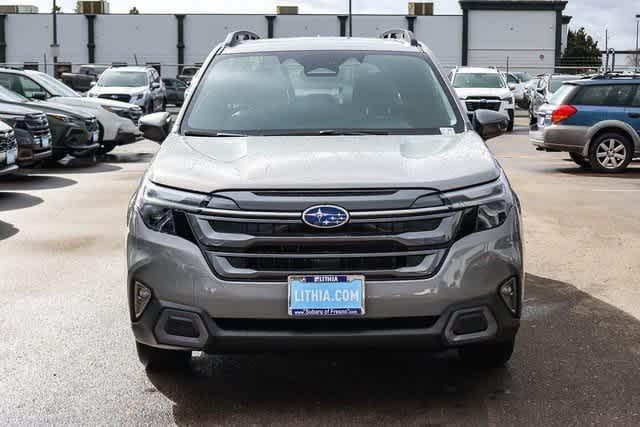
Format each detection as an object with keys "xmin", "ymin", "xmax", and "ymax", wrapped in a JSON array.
[
  {"xmin": 572, "ymin": 85, "xmax": 612, "ymax": 106},
  {"xmin": 507, "ymin": 74, "xmax": 518, "ymax": 84},
  {"xmin": 0, "ymin": 73, "xmax": 13, "ymax": 92},
  {"xmin": 605, "ymin": 85, "xmax": 635, "ymax": 106},
  {"xmin": 177, "ymin": 80, "xmax": 187, "ymax": 89},
  {"xmin": 631, "ymin": 86, "xmax": 640, "ymax": 107},
  {"xmin": 19, "ymin": 76, "xmax": 46, "ymax": 98}
]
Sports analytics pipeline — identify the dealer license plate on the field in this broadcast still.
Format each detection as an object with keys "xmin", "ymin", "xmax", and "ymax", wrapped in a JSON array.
[{"xmin": 288, "ymin": 275, "xmax": 365, "ymax": 317}]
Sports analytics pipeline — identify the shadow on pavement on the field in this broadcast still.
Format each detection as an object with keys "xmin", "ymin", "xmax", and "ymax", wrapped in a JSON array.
[
  {"xmin": 556, "ymin": 164, "xmax": 640, "ymax": 179},
  {"xmin": 147, "ymin": 274, "xmax": 640, "ymax": 426},
  {"xmin": 0, "ymin": 174, "xmax": 77, "ymax": 191},
  {"xmin": 100, "ymin": 152, "xmax": 155, "ymax": 164},
  {"xmin": 0, "ymin": 220, "xmax": 18, "ymax": 241},
  {"xmin": 0, "ymin": 192, "xmax": 43, "ymax": 212},
  {"xmin": 35, "ymin": 158, "xmax": 122, "ymax": 174}
]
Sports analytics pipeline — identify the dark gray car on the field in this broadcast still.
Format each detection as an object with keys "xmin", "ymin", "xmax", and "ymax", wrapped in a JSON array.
[{"xmin": 129, "ymin": 31, "xmax": 522, "ymax": 370}]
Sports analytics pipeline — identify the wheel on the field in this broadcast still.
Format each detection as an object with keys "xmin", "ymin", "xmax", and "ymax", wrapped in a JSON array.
[
  {"xmin": 588, "ymin": 133, "xmax": 633, "ymax": 173},
  {"xmin": 136, "ymin": 342, "xmax": 191, "ymax": 370},
  {"xmin": 459, "ymin": 339, "xmax": 515, "ymax": 368},
  {"xmin": 569, "ymin": 152, "xmax": 591, "ymax": 169},
  {"xmin": 98, "ymin": 142, "xmax": 117, "ymax": 155}
]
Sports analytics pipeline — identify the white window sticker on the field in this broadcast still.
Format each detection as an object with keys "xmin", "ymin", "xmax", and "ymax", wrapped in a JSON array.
[{"xmin": 440, "ymin": 128, "xmax": 455, "ymax": 136}]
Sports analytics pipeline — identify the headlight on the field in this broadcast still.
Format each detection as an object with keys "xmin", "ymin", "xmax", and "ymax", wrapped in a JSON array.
[
  {"xmin": 103, "ymin": 105, "xmax": 130, "ymax": 117},
  {"xmin": 49, "ymin": 113, "xmax": 71, "ymax": 122},
  {"xmin": 132, "ymin": 178, "xmax": 208, "ymax": 236},
  {"xmin": 445, "ymin": 171, "xmax": 515, "ymax": 236},
  {"xmin": 131, "ymin": 92, "xmax": 145, "ymax": 101},
  {"xmin": 87, "ymin": 92, "xmax": 98, "ymax": 98}
]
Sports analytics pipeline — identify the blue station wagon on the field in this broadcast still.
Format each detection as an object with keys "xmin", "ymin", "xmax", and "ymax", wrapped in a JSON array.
[{"xmin": 530, "ymin": 74, "xmax": 640, "ymax": 172}]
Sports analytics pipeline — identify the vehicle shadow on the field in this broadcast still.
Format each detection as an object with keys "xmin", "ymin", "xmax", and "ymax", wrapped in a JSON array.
[
  {"xmin": 146, "ymin": 274, "xmax": 640, "ymax": 426},
  {"xmin": 100, "ymin": 152, "xmax": 155, "ymax": 164},
  {"xmin": 33, "ymin": 158, "xmax": 122, "ymax": 174},
  {"xmin": 0, "ymin": 173, "xmax": 77, "ymax": 191},
  {"xmin": 556, "ymin": 162, "xmax": 640, "ymax": 179},
  {"xmin": 0, "ymin": 220, "xmax": 19, "ymax": 241},
  {"xmin": 0, "ymin": 192, "xmax": 43, "ymax": 212}
]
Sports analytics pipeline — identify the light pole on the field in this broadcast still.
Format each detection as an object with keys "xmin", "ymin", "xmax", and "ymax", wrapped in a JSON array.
[
  {"xmin": 636, "ymin": 15, "xmax": 640, "ymax": 72},
  {"xmin": 348, "ymin": 0, "xmax": 352, "ymax": 37},
  {"xmin": 51, "ymin": 0, "xmax": 59, "ymax": 71}
]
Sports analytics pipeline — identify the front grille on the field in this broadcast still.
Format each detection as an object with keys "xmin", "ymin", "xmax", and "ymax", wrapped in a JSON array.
[
  {"xmin": 24, "ymin": 113, "xmax": 50, "ymax": 136},
  {"xmin": 0, "ymin": 130, "xmax": 17, "ymax": 152},
  {"xmin": 185, "ymin": 193, "xmax": 462, "ymax": 282},
  {"xmin": 85, "ymin": 118, "xmax": 99, "ymax": 133},
  {"xmin": 465, "ymin": 97, "xmax": 502, "ymax": 112},
  {"xmin": 99, "ymin": 94, "xmax": 131, "ymax": 103}
]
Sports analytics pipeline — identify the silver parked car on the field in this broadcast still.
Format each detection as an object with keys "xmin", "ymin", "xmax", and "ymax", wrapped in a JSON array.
[{"xmin": 128, "ymin": 30, "xmax": 523, "ymax": 370}]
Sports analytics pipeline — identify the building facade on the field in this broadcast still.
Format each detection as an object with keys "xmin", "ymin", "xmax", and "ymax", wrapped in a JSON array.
[{"xmin": 0, "ymin": 0, "xmax": 569, "ymax": 78}]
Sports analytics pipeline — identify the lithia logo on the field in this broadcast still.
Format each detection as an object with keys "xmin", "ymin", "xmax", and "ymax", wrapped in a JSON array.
[{"xmin": 302, "ymin": 205, "xmax": 349, "ymax": 229}]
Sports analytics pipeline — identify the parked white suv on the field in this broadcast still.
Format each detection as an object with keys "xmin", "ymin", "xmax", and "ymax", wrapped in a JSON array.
[
  {"xmin": 88, "ymin": 66, "xmax": 166, "ymax": 114},
  {"xmin": 450, "ymin": 67, "xmax": 515, "ymax": 132}
]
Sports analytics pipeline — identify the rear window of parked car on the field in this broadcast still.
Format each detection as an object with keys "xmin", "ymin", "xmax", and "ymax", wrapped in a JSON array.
[{"xmin": 572, "ymin": 84, "xmax": 638, "ymax": 106}]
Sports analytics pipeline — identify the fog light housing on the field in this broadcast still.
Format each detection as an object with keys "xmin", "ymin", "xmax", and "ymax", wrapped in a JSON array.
[
  {"xmin": 134, "ymin": 281, "xmax": 152, "ymax": 319},
  {"xmin": 499, "ymin": 278, "xmax": 518, "ymax": 315}
]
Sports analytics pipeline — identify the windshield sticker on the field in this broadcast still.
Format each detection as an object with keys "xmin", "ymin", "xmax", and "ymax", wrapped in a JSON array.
[{"xmin": 440, "ymin": 128, "xmax": 455, "ymax": 136}]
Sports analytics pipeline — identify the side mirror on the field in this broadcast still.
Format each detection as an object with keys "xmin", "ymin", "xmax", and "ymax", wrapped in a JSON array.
[
  {"xmin": 508, "ymin": 83, "xmax": 517, "ymax": 91},
  {"xmin": 151, "ymin": 82, "xmax": 161, "ymax": 90},
  {"xmin": 139, "ymin": 112, "xmax": 172, "ymax": 143},
  {"xmin": 473, "ymin": 109, "xmax": 509, "ymax": 141},
  {"xmin": 90, "ymin": 81, "xmax": 97, "ymax": 87},
  {"xmin": 31, "ymin": 92, "xmax": 48, "ymax": 100}
]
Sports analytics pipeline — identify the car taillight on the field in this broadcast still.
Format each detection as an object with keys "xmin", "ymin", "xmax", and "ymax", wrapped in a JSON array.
[{"xmin": 551, "ymin": 105, "xmax": 577, "ymax": 124}]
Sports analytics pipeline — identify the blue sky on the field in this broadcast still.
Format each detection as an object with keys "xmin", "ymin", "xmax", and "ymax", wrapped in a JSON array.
[{"xmin": 4, "ymin": 0, "xmax": 638, "ymax": 51}]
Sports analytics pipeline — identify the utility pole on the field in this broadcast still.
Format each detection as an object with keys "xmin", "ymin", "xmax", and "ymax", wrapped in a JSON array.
[
  {"xmin": 348, "ymin": 0, "xmax": 352, "ymax": 37},
  {"xmin": 51, "ymin": 0, "xmax": 59, "ymax": 72},
  {"xmin": 636, "ymin": 15, "xmax": 640, "ymax": 72}
]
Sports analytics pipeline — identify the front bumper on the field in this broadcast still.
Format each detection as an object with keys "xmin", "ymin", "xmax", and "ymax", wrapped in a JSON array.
[
  {"xmin": 55, "ymin": 126, "xmax": 100, "ymax": 157},
  {"xmin": 17, "ymin": 145, "xmax": 53, "ymax": 166},
  {"xmin": 128, "ymin": 208, "xmax": 523, "ymax": 353},
  {"xmin": 0, "ymin": 162, "xmax": 18, "ymax": 176}
]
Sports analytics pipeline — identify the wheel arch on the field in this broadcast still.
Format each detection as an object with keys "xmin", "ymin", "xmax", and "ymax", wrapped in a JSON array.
[{"xmin": 582, "ymin": 121, "xmax": 639, "ymax": 157}]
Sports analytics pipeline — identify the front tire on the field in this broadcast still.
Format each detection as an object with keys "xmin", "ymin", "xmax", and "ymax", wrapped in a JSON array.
[
  {"xmin": 98, "ymin": 142, "xmax": 116, "ymax": 155},
  {"xmin": 588, "ymin": 133, "xmax": 632, "ymax": 173},
  {"xmin": 136, "ymin": 342, "xmax": 191, "ymax": 371},
  {"xmin": 459, "ymin": 339, "xmax": 515, "ymax": 368}
]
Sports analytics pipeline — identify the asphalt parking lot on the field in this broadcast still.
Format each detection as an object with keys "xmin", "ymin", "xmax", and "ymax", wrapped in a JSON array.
[{"xmin": 2, "ymin": 117, "xmax": 640, "ymax": 426}]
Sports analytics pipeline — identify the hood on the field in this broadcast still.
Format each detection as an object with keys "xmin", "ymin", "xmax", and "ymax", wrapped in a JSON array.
[
  {"xmin": 89, "ymin": 86, "xmax": 146, "ymax": 96},
  {"xmin": 24, "ymin": 100, "xmax": 94, "ymax": 119},
  {"xmin": 0, "ymin": 101, "xmax": 42, "ymax": 117},
  {"xmin": 455, "ymin": 87, "xmax": 511, "ymax": 99},
  {"xmin": 50, "ymin": 96, "xmax": 138, "ymax": 111},
  {"xmin": 148, "ymin": 132, "xmax": 500, "ymax": 194}
]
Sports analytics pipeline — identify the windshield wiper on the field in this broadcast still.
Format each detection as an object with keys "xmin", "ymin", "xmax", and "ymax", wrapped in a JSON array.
[
  {"xmin": 183, "ymin": 130, "xmax": 249, "ymax": 137},
  {"xmin": 317, "ymin": 130, "xmax": 389, "ymax": 136}
]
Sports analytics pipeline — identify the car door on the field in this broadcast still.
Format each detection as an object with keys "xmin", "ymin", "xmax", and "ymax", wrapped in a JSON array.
[
  {"xmin": 151, "ymin": 69, "xmax": 163, "ymax": 110},
  {"xmin": 163, "ymin": 79, "xmax": 176, "ymax": 104},
  {"xmin": 602, "ymin": 84, "xmax": 636, "ymax": 124},
  {"xmin": 626, "ymin": 84, "xmax": 640, "ymax": 142}
]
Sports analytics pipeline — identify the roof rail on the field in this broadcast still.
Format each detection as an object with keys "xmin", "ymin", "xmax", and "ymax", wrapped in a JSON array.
[
  {"xmin": 223, "ymin": 31, "xmax": 260, "ymax": 48},
  {"xmin": 589, "ymin": 71, "xmax": 640, "ymax": 80},
  {"xmin": 380, "ymin": 29, "xmax": 419, "ymax": 46}
]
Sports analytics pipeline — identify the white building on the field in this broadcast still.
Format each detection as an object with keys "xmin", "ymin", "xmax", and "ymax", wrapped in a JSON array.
[{"xmin": 0, "ymin": 0, "xmax": 570, "ymax": 78}]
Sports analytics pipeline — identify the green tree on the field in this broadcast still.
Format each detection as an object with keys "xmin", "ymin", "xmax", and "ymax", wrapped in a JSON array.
[
  {"xmin": 560, "ymin": 27, "xmax": 602, "ymax": 73},
  {"xmin": 129, "ymin": 6, "xmax": 140, "ymax": 14}
]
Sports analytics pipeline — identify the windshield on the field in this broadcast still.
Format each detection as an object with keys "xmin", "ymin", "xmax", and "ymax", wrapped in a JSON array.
[
  {"xmin": 0, "ymin": 84, "xmax": 28, "ymax": 102},
  {"xmin": 550, "ymin": 77, "xmax": 575, "ymax": 93},
  {"xmin": 30, "ymin": 72, "xmax": 79, "ymax": 97},
  {"xmin": 453, "ymin": 73, "xmax": 505, "ymax": 89},
  {"xmin": 98, "ymin": 71, "xmax": 147, "ymax": 87},
  {"xmin": 183, "ymin": 51, "xmax": 462, "ymax": 136},
  {"xmin": 549, "ymin": 84, "xmax": 576, "ymax": 105}
]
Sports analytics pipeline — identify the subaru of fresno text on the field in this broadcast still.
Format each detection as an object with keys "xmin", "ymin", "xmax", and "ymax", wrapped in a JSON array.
[
  {"xmin": 450, "ymin": 67, "xmax": 515, "ymax": 132},
  {"xmin": 128, "ymin": 30, "xmax": 523, "ymax": 370}
]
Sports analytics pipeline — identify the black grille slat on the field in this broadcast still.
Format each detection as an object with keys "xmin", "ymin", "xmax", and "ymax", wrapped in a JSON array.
[
  {"xmin": 213, "ymin": 316, "xmax": 439, "ymax": 332},
  {"xmin": 99, "ymin": 94, "xmax": 131, "ymax": 103}
]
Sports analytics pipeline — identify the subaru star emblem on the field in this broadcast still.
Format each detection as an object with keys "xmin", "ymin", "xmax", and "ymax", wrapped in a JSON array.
[{"xmin": 302, "ymin": 205, "xmax": 350, "ymax": 229}]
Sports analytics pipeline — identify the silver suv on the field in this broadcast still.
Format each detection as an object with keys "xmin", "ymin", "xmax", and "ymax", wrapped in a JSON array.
[
  {"xmin": 129, "ymin": 30, "xmax": 523, "ymax": 370},
  {"xmin": 88, "ymin": 66, "xmax": 166, "ymax": 114}
]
